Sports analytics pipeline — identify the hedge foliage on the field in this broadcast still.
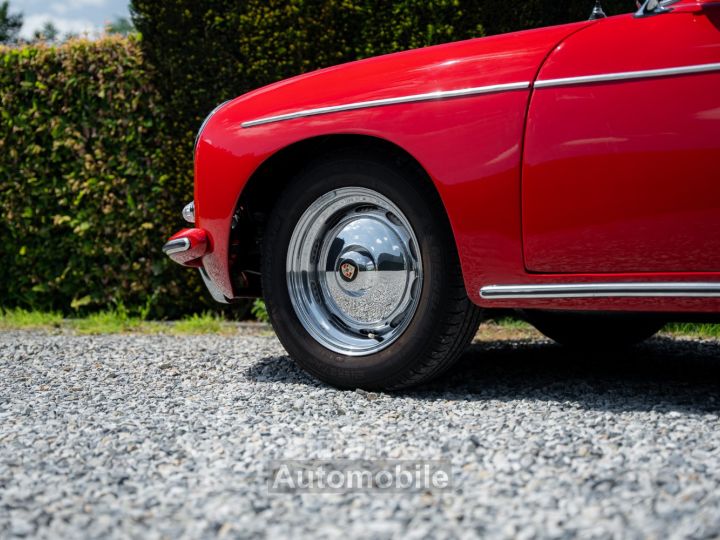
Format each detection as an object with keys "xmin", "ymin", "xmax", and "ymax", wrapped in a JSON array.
[
  {"xmin": 2, "ymin": 1, "xmax": 634, "ymax": 317},
  {"xmin": 0, "ymin": 37, "xmax": 210, "ymax": 317}
]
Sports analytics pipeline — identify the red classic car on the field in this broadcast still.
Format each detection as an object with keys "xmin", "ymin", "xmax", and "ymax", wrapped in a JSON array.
[{"xmin": 164, "ymin": 0, "xmax": 720, "ymax": 389}]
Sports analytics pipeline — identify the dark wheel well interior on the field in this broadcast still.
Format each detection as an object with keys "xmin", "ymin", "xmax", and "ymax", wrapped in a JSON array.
[{"xmin": 229, "ymin": 134, "xmax": 451, "ymax": 296}]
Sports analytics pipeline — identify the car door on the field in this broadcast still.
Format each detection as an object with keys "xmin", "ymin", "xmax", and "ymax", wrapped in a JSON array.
[{"xmin": 522, "ymin": 1, "xmax": 720, "ymax": 274}]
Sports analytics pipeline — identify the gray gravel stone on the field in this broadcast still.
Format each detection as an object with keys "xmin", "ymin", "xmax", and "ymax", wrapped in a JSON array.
[{"xmin": 1, "ymin": 330, "xmax": 719, "ymax": 539}]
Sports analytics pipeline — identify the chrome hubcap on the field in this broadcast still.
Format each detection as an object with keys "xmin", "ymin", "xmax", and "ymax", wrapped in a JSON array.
[{"xmin": 286, "ymin": 187, "xmax": 423, "ymax": 356}]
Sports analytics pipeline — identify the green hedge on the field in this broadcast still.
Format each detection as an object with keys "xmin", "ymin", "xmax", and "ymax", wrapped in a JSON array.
[
  {"xmin": 0, "ymin": 37, "xmax": 211, "ymax": 318},
  {"xmin": 1, "ymin": 2, "xmax": 634, "ymax": 317}
]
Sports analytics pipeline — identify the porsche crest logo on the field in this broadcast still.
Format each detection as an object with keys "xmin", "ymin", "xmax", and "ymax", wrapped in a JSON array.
[{"xmin": 340, "ymin": 262, "xmax": 357, "ymax": 282}]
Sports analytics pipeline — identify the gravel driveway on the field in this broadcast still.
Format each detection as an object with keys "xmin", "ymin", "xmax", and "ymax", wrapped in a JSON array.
[{"xmin": 2, "ymin": 328, "xmax": 720, "ymax": 539}]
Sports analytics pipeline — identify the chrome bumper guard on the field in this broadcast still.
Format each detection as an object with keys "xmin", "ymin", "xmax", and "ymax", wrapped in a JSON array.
[{"xmin": 199, "ymin": 267, "xmax": 230, "ymax": 304}]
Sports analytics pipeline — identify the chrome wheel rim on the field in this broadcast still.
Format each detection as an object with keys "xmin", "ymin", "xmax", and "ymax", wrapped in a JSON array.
[{"xmin": 286, "ymin": 187, "xmax": 423, "ymax": 356}]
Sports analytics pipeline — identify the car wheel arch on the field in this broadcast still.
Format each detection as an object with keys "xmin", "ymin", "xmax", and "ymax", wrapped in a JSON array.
[{"xmin": 232, "ymin": 134, "xmax": 458, "ymax": 276}]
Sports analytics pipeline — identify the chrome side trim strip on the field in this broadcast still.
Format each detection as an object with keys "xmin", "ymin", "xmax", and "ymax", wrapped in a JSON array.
[
  {"xmin": 534, "ymin": 62, "xmax": 720, "ymax": 88},
  {"xmin": 241, "ymin": 81, "xmax": 531, "ymax": 128},
  {"xmin": 240, "ymin": 62, "xmax": 720, "ymax": 128},
  {"xmin": 162, "ymin": 238, "xmax": 191, "ymax": 255},
  {"xmin": 480, "ymin": 282, "xmax": 720, "ymax": 300}
]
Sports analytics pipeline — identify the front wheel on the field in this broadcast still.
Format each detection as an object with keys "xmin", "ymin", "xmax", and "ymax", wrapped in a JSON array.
[
  {"xmin": 521, "ymin": 310, "xmax": 665, "ymax": 349},
  {"xmin": 262, "ymin": 153, "xmax": 481, "ymax": 390}
]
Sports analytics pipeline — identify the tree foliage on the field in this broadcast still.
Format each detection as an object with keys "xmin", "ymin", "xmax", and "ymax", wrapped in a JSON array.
[
  {"xmin": 0, "ymin": 1, "xmax": 22, "ymax": 44},
  {"xmin": 107, "ymin": 17, "xmax": 135, "ymax": 37},
  {"xmin": 32, "ymin": 21, "xmax": 59, "ymax": 43}
]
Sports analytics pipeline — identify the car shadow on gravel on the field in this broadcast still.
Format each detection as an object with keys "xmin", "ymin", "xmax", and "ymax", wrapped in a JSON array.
[{"xmin": 245, "ymin": 336, "xmax": 720, "ymax": 413}]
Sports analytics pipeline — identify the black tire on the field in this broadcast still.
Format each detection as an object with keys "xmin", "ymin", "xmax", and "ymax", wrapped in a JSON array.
[
  {"xmin": 521, "ymin": 310, "xmax": 665, "ymax": 349},
  {"xmin": 262, "ymin": 151, "xmax": 482, "ymax": 390}
]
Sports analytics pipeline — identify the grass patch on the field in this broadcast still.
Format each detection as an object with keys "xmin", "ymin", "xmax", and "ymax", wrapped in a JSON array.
[
  {"xmin": 489, "ymin": 316, "xmax": 720, "ymax": 339},
  {"xmin": 489, "ymin": 316, "xmax": 533, "ymax": 330},
  {"xmin": 0, "ymin": 307, "xmax": 266, "ymax": 335},
  {"xmin": 72, "ymin": 310, "xmax": 158, "ymax": 335},
  {"xmin": 2, "ymin": 308, "xmax": 719, "ymax": 339},
  {"xmin": 0, "ymin": 308, "xmax": 63, "ymax": 329},
  {"xmin": 664, "ymin": 323, "xmax": 720, "ymax": 339},
  {"xmin": 477, "ymin": 316, "xmax": 720, "ymax": 342},
  {"xmin": 475, "ymin": 316, "xmax": 539, "ymax": 341},
  {"xmin": 170, "ymin": 312, "xmax": 224, "ymax": 334}
]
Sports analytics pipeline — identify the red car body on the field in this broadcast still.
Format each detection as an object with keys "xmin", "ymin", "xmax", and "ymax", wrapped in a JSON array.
[{"xmin": 167, "ymin": 0, "xmax": 720, "ymax": 315}]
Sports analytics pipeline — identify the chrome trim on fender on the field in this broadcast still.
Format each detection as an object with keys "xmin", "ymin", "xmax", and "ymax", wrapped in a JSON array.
[
  {"xmin": 239, "ymin": 63, "xmax": 720, "ymax": 128},
  {"xmin": 195, "ymin": 100, "xmax": 231, "ymax": 151},
  {"xmin": 534, "ymin": 62, "xmax": 720, "ymax": 89},
  {"xmin": 241, "ymin": 81, "xmax": 531, "ymax": 128},
  {"xmin": 162, "ymin": 238, "xmax": 191, "ymax": 255},
  {"xmin": 199, "ymin": 268, "xmax": 229, "ymax": 304},
  {"xmin": 480, "ymin": 282, "xmax": 720, "ymax": 299}
]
